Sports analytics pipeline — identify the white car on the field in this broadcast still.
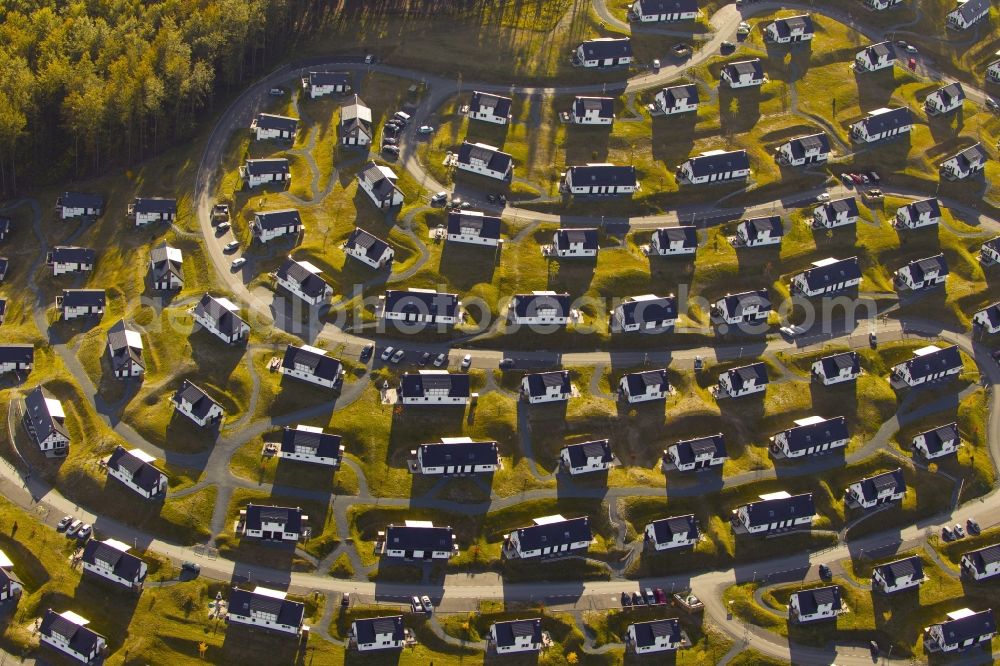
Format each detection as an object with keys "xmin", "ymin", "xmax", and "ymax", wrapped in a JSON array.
[
  {"xmin": 433, "ymin": 353, "xmax": 448, "ymax": 367},
  {"xmin": 418, "ymin": 125, "xmax": 434, "ymax": 134},
  {"xmin": 224, "ymin": 241, "xmax": 239, "ymax": 253},
  {"xmin": 268, "ymin": 87, "xmax": 284, "ymax": 96},
  {"xmin": 816, "ymin": 192, "xmax": 830, "ymax": 202},
  {"xmin": 411, "ymin": 596, "xmax": 424, "ymax": 612},
  {"xmin": 231, "ymin": 257, "xmax": 246, "ymax": 270},
  {"xmin": 461, "ymin": 354, "xmax": 472, "ymax": 370},
  {"xmin": 421, "ymin": 595, "xmax": 433, "ymax": 612},
  {"xmin": 390, "ymin": 349, "xmax": 406, "ymax": 364},
  {"xmin": 651, "ymin": 59, "xmax": 660, "ymax": 70},
  {"xmin": 780, "ymin": 325, "xmax": 806, "ymax": 338},
  {"xmin": 380, "ymin": 346, "xmax": 395, "ymax": 361}
]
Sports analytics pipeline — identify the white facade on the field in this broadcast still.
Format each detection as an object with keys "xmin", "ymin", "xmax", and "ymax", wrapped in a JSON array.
[
  {"xmin": 855, "ymin": 43, "xmax": 895, "ymax": 71},
  {"xmin": 628, "ymin": 620, "xmax": 682, "ymax": 654},
  {"xmin": 962, "ymin": 547, "xmax": 1000, "ymax": 581},
  {"xmin": 618, "ymin": 372, "xmax": 668, "ymax": 403},
  {"xmin": 850, "ymin": 107, "xmax": 912, "ymax": 143},
  {"xmin": 630, "ymin": 0, "xmax": 696, "ymax": 22},
  {"xmin": 789, "ymin": 588, "xmax": 843, "ymax": 623},
  {"xmin": 251, "ymin": 114, "xmax": 297, "ymax": 141},
  {"xmin": 275, "ymin": 259, "xmax": 333, "ymax": 306},
  {"xmin": 191, "ymin": 296, "xmax": 250, "ymax": 345},
  {"xmin": 521, "ymin": 372, "xmax": 572, "ymax": 404},
  {"xmin": 39, "ymin": 611, "xmax": 106, "ymax": 664},
  {"xmin": 559, "ymin": 441, "xmax": 613, "ymax": 475},
  {"xmin": 107, "ymin": 449, "xmax": 167, "ymax": 499},
  {"xmin": 252, "ymin": 211, "xmax": 301, "ymax": 243},
  {"xmin": 654, "ymin": 85, "xmax": 699, "ymax": 115},
  {"xmin": 721, "ymin": 60, "xmax": 765, "ymax": 88},
  {"xmin": 895, "ymin": 199, "xmax": 941, "ymax": 229},
  {"xmin": 280, "ymin": 344, "xmax": 343, "ymax": 389},
  {"xmin": 82, "ymin": 541, "xmax": 147, "ymax": 589},
  {"xmin": 574, "ymin": 39, "xmax": 633, "ymax": 68}
]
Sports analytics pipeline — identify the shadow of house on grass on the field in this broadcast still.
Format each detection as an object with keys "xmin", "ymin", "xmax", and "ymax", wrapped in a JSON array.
[
  {"xmin": 438, "ymin": 240, "xmax": 498, "ymax": 290},
  {"xmin": 718, "ymin": 85, "xmax": 762, "ymax": 137}
]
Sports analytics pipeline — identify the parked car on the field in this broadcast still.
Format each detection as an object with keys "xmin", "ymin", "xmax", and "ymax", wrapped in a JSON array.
[
  {"xmin": 867, "ymin": 171, "xmax": 880, "ymax": 183},
  {"xmin": 905, "ymin": 44, "xmax": 918, "ymax": 54},
  {"xmin": 341, "ymin": 592, "xmax": 350, "ymax": 607},
  {"xmin": 421, "ymin": 595, "xmax": 433, "ymax": 612},
  {"xmin": 720, "ymin": 41, "xmax": 735, "ymax": 53},
  {"xmin": 858, "ymin": 173, "xmax": 869, "ymax": 184},
  {"xmin": 850, "ymin": 173, "xmax": 863, "ymax": 184},
  {"xmin": 644, "ymin": 588, "xmax": 656, "ymax": 604},
  {"xmin": 393, "ymin": 111, "xmax": 411, "ymax": 124},
  {"xmin": 364, "ymin": 54, "xmax": 376, "ymax": 64},
  {"xmin": 654, "ymin": 588, "xmax": 667, "ymax": 605},
  {"xmin": 816, "ymin": 192, "xmax": 831, "ymax": 202},
  {"xmin": 987, "ymin": 97, "xmax": 1000, "ymax": 113},
  {"xmin": 224, "ymin": 241, "xmax": 239, "ymax": 253},
  {"xmin": 66, "ymin": 519, "xmax": 83, "ymax": 536},
  {"xmin": 268, "ymin": 87, "xmax": 285, "ymax": 96},
  {"xmin": 382, "ymin": 145, "xmax": 400, "ymax": 157},
  {"xmin": 942, "ymin": 526, "xmax": 954, "ymax": 541},
  {"xmin": 390, "ymin": 349, "xmax": 405, "ymax": 364},
  {"xmin": 381, "ymin": 346, "xmax": 395, "ymax": 361},
  {"xmin": 411, "ymin": 596, "xmax": 424, "ymax": 612},
  {"xmin": 382, "ymin": 124, "xmax": 399, "ymax": 137},
  {"xmin": 908, "ymin": 57, "xmax": 916, "ymax": 70},
  {"xmin": 433, "ymin": 353, "xmax": 448, "ymax": 367},
  {"xmin": 360, "ymin": 344, "xmax": 375, "ymax": 362},
  {"xmin": 57, "ymin": 515, "xmax": 74, "ymax": 531},
  {"xmin": 181, "ymin": 561, "xmax": 201, "ymax": 575},
  {"xmin": 76, "ymin": 524, "xmax": 92, "ymax": 541},
  {"xmin": 953, "ymin": 524, "xmax": 965, "ymax": 539},
  {"xmin": 499, "ymin": 358, "xmax": 515, "ymax": 370},
  {"xmin": 216, "ymin": 222, "xmax": 231, "ymax": 233},
  {"xmin": 632, "ymin": 592, "xmax": 645, "ymax": 606},
  {"xmin": 382, "ymin": 137, "xmax": 398, "ymax": 146},
  {"xmin": 870, "ymin": 640, "xmax": 879, "ymax": 658},
  {"xmin": 430, "ymin": 191, "xmax": 448, "ymax": 206},
  {"xmin": 819, "ymin": 564, "xmax": 832, "ymax": 580},
  {"xmin": 841, "ymin": 173, "xmax": 854, "ymax": 186},
  {"xmin": 895, "ymin": 40, "xmax": 908, "ymax": 49},
  {"xmin": 621, "ymin": 591, "xmax": 632, "ymax": 606},
  {"xmin": 968, "ymin": 518, "xmax": 981, "ymax": 535},
  {"xmin": 651, "ymin": 59, "xmax": 661, "ymax": 71},
  {"xmin": 780, "ymin": 325, "xmax": 806, "ymax": 338},
  {"xmin": 419, "ymin": 352, "xmax": 432, "ymax": 366},
  {"xmin": 418, "ymin": 125, "xmax": 434, "ymax": 134},
  {"xmin": 231, "ymin": 257, "xmax": 246, "ymax": 270},
  {"xmin": 461, "ymin": 354, "xmax": 472, "ymax": 370}
]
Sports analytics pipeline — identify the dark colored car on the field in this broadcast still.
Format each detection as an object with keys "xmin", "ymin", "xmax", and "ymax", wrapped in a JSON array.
[
  {"xmin": 632, "ymin": 592, "xmax": 644, "ymax": 606},
  {"xmin": 621, "ymin": 591, "xmax": 632, "ymax": 606},
  {"xmin": 181, "ymin": 561, "xmax": 201, "ymax": 575},
  {"xmin": 968, "ymin": 518, "xmax": 981, "ymax": 535},
  {"xmin": 359, "ymin": 344, "xmax": 374, "ymax": 362},
  {"xmin": 499, "ymin": 358, "xmax": 515, "ymax": 370},
  {"xmin": 419, "ymin": 352, "xmax": 432, "ymax": 366},
  {"xmin": 818, "ymin": 564, "xmax": 832, "ymax": 580}
]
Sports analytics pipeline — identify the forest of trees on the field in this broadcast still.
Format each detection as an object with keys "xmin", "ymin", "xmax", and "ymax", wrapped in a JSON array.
[{"xmin": 0, "ymin": 0, "xmax": 318, "ymax": 195}]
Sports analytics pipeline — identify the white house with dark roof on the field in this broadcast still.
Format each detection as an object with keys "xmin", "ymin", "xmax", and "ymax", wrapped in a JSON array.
[
  {"xmin": 654, "ymin": 84, "xmax": 699, "ymax": 115},
  {"xmin": 503, "ymin": 514, "xmax": 592, "ymax": 559},
  {"xmin": 770, "ymin": 415, "xmax": 849, "ymax": 459},
  {"xmin": 717, "ymin": 362, "xmax": 768, "ymax": 398},
  {"xmin": 468, "ymin": 91, "xmax": 512, "ymax": 125},
  {"xmin": 912, "ymin": 422, "xmax": 960, "ymax": 459},
  {"xmin": 490, "ymin": 618, "xmax": 543, "ymax": 654},
  {"xmin": 561, "ymin": 164, "xmax": 637, "ymax": 195},
  {"xmin": 149, "ymin": 242, "xmax": 183, "ymax": 290},
  {"xmin": 357, "ymin": 162, "xmax": 404, "ymax": 209},
  {"xmin": 455, "ymin": 141, "xmax": 514, "ymax": 181},
  {"xmin": 925, "ymin": 82, "xmax": 965, "ymax": 115},
  {"xmin": 778, "ymin": 133, "xmax": 830, "ymax": 166},
  {"xmin": 648, "ymin": 226, "xmax": 697, "ymax": 255},
  {"xmin": 720, "ymin": 59, "xmax": 765, "ymax": 88},
  {"xmin": 191, "ymin": 294, "xmax": 249, "ymax": 344},
  {"xmin": 39, "ymin": 609, "xmax": 106, "ymax": 664},
  {"xmin": 278, "ymin": 425, "xmax": 345, "ymax": 467},
  {"xmin": 619, "ymin": 368, "xmax": 669, "ymax": 403},
  {"xmin": 983, "ymin": 236, "xmax": 1000, "ymax": 265},
  {"xmin": 628, "ymin": 618, "xmax": 684, "ymax": 654},
  {"xmin": 106, "ymin": 319, "xmax": 144, "ymax": 378},
  {"xmin": 399, "ymin": 371, "xmax": 471, "ymax": 405},
  {"xmin": 302, "ymin": 70, "xmax": 350, "ymax": 98},
  {"xmin": 47, "ymin": 246, "xmax": 95, "ymax": 275},
  {"xmin": 962, "ymin": 544, "xmax": 1000, "ymax": 581},
  {"xmin": 521, "ymin": 370, "xmax": 572, "ymax": 404},
  {"xmin": 414, "ymin": 438, "xmax": 500, "ymax": 475},
  {"xmin": 239, "ymin": 158, "xmax": 290, "ymax": 189},
  {"xmin": 665, "ymin": 434, "xmax": 727, "ymax": 471},
  {"xmin": 171, "ymin": 380, "xmax": 223, "ymax": 428},
  {"xmin": 732, "ymin": 491, "xmax": 815, "ymax": 534},
  {"xmin": 251, "ymin": 209, "xmax": 302, "ymax": 243},
  {"xmin": 813, "ymin": 197, "xmax": 859, "ymax": 229},
  {"xmin": 81, "ymin": 539, "xmax": 147, "ymax": 590},
  {"xmin": 379, "ymin": 288, "xmax": 460, "ymax": 325},
  {"xmin": 989, "ymin": 60, "xmax": 1000, "ymax": 83},
  {"xmin": 22, "ymin": 386, "xmax": 69, "ymax": 456},
  {"xmin": 712, "ymin": 289, "xmax": 770, "ymax": 326},
  {"xmin": 280, "ymin": 344, "xmax": 344, "ymax": 389},
  {"xmin": 941, "ymin": 143, "xmax": 988, "ymax": 180},
  {"xmin": 340, "ymin": 95, "xmax": 372, "ymax": 146},
  {"xmin": 56, "ymin": 192, "xmax": 103, "ymax": 220},
  {"xmin": 0, "ymin": 551, "xmax": 23, "ymax": 603},
  {"xmin": 644, "ymin": 514, "xmax": 699, "ymax": 551},
  {"xmin": 895, "ymin": 198, "xmax": 942, "ymax": 229},
  {"xmin": 574, "ymin": 37, "xmax": 633, "ymax": 67},
  {"xmin": 630, "ymin": 0, "xmax": 698, "ymax": 22},
  {"xmin": 895, "ymin": 254, "xmax": 948, "ymax": 291},
  {"xmin": 58, "ymin": 289, "xmax": 105, "ymax": 320},
  {"xmin": 677, "ymin": 149, "xmax": 750, "ymax": 184},
  {"xmin": 973, "ymin": 302, "xmax": 1000, "ymax": 333},
  {"xmin": 611, "ymin": 294, "xmax": 677, "ymax": 332},
  {"xmin": 0, "ymin": 256, "xmax": 7, "ymax": 282},
  {"xmin": 571, "ymin": 96, "xmax": 615, "ymax": 125},
  {"xmin": 790, "ymin": 257, "xmax": 862, "ymax": 297},
  {"xmin": 106, "ymin": 445, "xmax": 167, "ymax": 499},
  {"xmin": 560, "ymin": 439, "xmax": 613, "ymax": 475},
  {"xmin": 509, "ymin": 291, "xmax": 571, "ymax": 326},
  {"xmin": 129, "ymin": 197, "xmax": 176, "ymax": 226},
  {"xmin": 789, "ymin": 586, "xmax": 843, "ymax": 624},
  {"xmin": 0, "ymin": 344, "xmax": 33, "ymax": 375},
  {"xmin": 239, "ymin": 504, "xmax": 305, "ymax": 542},
  {"xmin": 377, "ymin": 521, "xmax": 458, "ymax": 560},
  {"xmin": 0, "ymin": 216, "xmax": 10, "ymax": 241},
  {"xmin": 812, "ymin": 351, "xmax": 861, "ymax": 385},
  {"xmin": 736, "ymin": 216, "xmax": 783, "ymax": 247},
  {"xmin": 274, "ymin": 257, "xmax": 333, "ymax": 305},
  {"xmin": 227, "ymin": 586, "xmax": 306, "ymax": 636},
  {"xmin": 0, "ymin": 298, "xmax": 7, "ymax": 325},
  {"xmin": 551, "ymin": 227, "xmax": 598, "ymax": 257},
  {"xmin": 447, "ymin": 210, "xmax": 502, "ymax": 246},
  {"xmin": 891, "ymin": 344, "xmax": 963, "ymax": 387},
  {"xmin": 866, "ymin": 0, "xmax": 903, "ymax": 8},
  {"xmin": 947, "ymin": 0, "xmax": 990, "ymax": 30},
  {"xmin": 351, "ymin": 615, "xmax": 405, "ymax": 651},
  {"xmin": 251, "ymin": 113, "xmax": 298, "ymax": 141},
  {"xmin": 924, "ymin": 608, "xmax": 996, "ymax": 653},
  {"xmin": 764, "ymin": 14, "xmax": 814, "ymax": 43},
  {"xmin": 855, "ymin": 41, "xmax": 896, "ymax": 71},
  {"xmin": 850, "ymin": 107, "xmax": 913, "ymax": 143},
  {"xmin": 846, "ymin": 468, "xmax": 906, "ymax": 509},
  {"xmin": 873, "ymin": 555, "xmax": 925, "ymax": 593},
  {"xmin": 344, "ymin": 227, "xmax": 395, "ymax": 267}
]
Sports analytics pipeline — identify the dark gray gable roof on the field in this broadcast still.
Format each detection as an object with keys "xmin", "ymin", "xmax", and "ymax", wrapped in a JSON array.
[
  {"xmin": 58, "ymin": 192, "xmax": 103, "ymax": 209},
  {"xmin": 902, "ymin": 345, "xmax": 962, "ymax": 379},
  {"xmin": 771, "ymin": 14, "xmax": 814, "ymax": 36},
  {"xmin": 281, "ymin": 344, "xmax": 342, "ymax": 381},
  {"xmin": 524, "ymin": 370, "xmax": 571, "ymax": 396},
  {"xmin": 566, "ymin": 164, "xmax": 636, "ymax": 187},
  {"xmin": 617, "ymin": 294, "xmax": 677, "ymax": 326},
  {"xmin": 865, "ymin": 41, "xmax": 896, "ymax": 64},
  {"xmin": 39, "ymin": 610, "xmax": 104, "ymax": 655},
  {"xmin": 106, "ymin": 445, "xmax": 165, "ymax": 493},
  {"xmin": 255, "ymin": 209, "xmax": 301, "ymax": 230},
  {"xmin": 685, "ymin": 149, "xmax": 750, "ymax": 177},
  {"xmin": 470, "ymin": 90, "xmax": 512, "ymax": 118},
  {"xmin": 383, "ymin": 289, "xmax": 459, "ymax": 318},
  {"xmin": 0, "ymin": 344, "xmax": 33, "ymax": 365},
  {"xmin": 858, "ymin": 467, "xmax": 905, "ymax": 501},
  {"xmin": 742, "ymin": 492, "xmax": 815, "ymax": 526},
  {"xmin": 418, "ymin": 440, "xmax": 499, "ymax": 468},
  {"xmin": 194, "ymin": 293, "xmax": 248, "ymax": 337},
  {"xmin": 50, "ymin": 246, "xmax": 96, "ymax": 264},
  {"xmin": 563, "ymin": 439, "xmax": 613, "ymax": 467},
  {"xmin": 244, "ymin": 158, "xmax": 290, "ymax": 176},
  {"xmin": 572, "ymin": 96, "xmax": 615, "ymax": 119},
  {"xmin": 951, "ymin": 142, "xmax": 988, "ymax": 169},
  {"xmin": 456, "ymin": 141, "xmax": 513, "ymax": 174},
  {"xmin": 860, "ymin": 107, "xmax": 913, "ymax": 134},
  {"xmin": 254, "ymin": 113, "xmax": 298, "ymax": 132},
  {"xmin": 821, "ymin": 197, "xmax": 860, "ymax": 218},
  {"xmin": 725, "ymin": 362, "xmax": 769, "ymax": 390},
  {"xmin": 275, "ymin": 258, "xmax": 331, "ymax": 298},
  {"xmin": 340, "ymin": 95, "xmax": 372, "ymax": 135},
  {"xmin": 399, "ymin": 372, "xmax": 471, "ymax": 398},
  {"xmin": 780, "ymin": 416, "xmax": 848, "ymax": 452},
  {"xmin": 792, "ymin": 585, "xmax": 842, "ymax": 614},
  {"xmin": 512, "ymin": 292, "xmax": 571, "ymax": 318},
  {"xmin": 280, "ymin": 426, "xmax": 343, "ymax": 459},
  {"xmin": 800, "ymin": 257, "xmax": 862, "ymax": 291},
  {"xmin": 24, "ymin": 386, "xmax": 68, "ymax": 441},
  {"xmin": 229, "ymin": 588, "xmax": 305, "ymax": 627},
  {"xmin": 493, "ymin": 618, "xmax": 542, "ymax": 647},
  {"xmin": 308, "ymin": 70, "xmax": 350, "ymax": 86},
  {"xmin": 938, "ymin": 608, "xmax": 996, "ymax": 645},
  {"xmin": 984, "ymin": 236, "xmax": 1000, "ymax": 254},
  {"xmin": 172, "ymin": 379, "xmax": 221, "ymax": 418},
  {"xmin": 556, "ymin": 227, "xmax": 599, "ymax": 250},
  {"xmin": 662, "ymin": 83, "xmax": 699, "ymax": 108},
  {"xmin": 671, "ymin": 433, "xmax": 726, "ymax": 464},
  {"xmin": 905, "ymin": 253, "xmax": 948, "ymax": 282},
  {"xmin": 635, "ymin": 0, "xmax": 698, "ymax": 12},
  {"xmin": 514, "ymin": 516, "xmax": 591, "ymax": 550},
  {"xmin": 245, "ymin": 504, "xmax": 302, "ymax": 533},
  {"xmin": 723, "ymin": 58, "xmax": 764, "ymax": 80},
  {"xmin": 650, "ymin": 514, "xmax": 698, "ymax": 543},
  {"xmin": 623, "ymin": 369, "xmax": 668, "ymax": 396},
  {"xmin": 819, "ymin": 351, "xmax": 860, "ymax": 377},
  {"xmin": 354, "ymin": 615, "xmax": 405, "ymax": 644},
  {"xmin": 359, "ymin": 162, "xmax": 401, "ymax": 200},
  {"xmin": 788, "ymin": 133, "xmax": 830, "ymax": 159},
  {"xmin": 385, "ymin": 524, "xmax": 455, "ymax": 552},
  {"xmin": 61, "ymin": 289, "xmax": 106, "ymax": 308},
  {"xmin": 150, "ymin": 243, "xmax": 182, "ymax": 281},
  {"xmin": 133, "ymin": 197, "xmax": 177, "ymax": 214},
  {"xmin": 655, "ymin": 225, "xmax": 698, "ymax": 247},
  {"xmin": 346, "ymin": 226, "xmax": 392, "ymax": 259},
  {"xmin": 933, "ymin": 82, "xmax": 965, "ymax": 105},
  {"xmin": 875, "ymin": 555, "xmax": 923, "ymax": 585},
  {"xmin": 977, "ymin": 302, "xmax": 1000, "ymax": 328},
  {"xmin": 721, "ymin": 289, "xmax": 770, "ymax": 316},
  {"xmin": 631, "ymin": 618, "xmax": 681, "ymax": 648},
  {"xmin": 918, "ymin": 421, "xmax": 959, "ymax": 452},
  {"xmin": 965, "ymin": 544, "xmax": 1000, "ymax": 574},
  {"xmin": 744, "ymin": 216, "xmax": 783, "ymax": 238},
  {"xmin": 953, "ymin": 0, "xmax": 989, "ymax": 21},
  {"xmin": 579, "ymin": 37, "xmax": 632, "ymax": 60},
  {"xmin": 82, "ymin": 540, "xmax": 144, "ymax": 580},
  {"xmin": 447, "ymin": 212, "xmax": 502, "ymax": 239}
]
